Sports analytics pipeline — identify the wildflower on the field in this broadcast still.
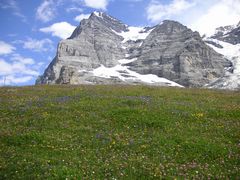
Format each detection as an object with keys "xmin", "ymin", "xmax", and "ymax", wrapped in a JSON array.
[{"xmin": 192, "ymin": 113, "xmax": 204, "ymax": 118}]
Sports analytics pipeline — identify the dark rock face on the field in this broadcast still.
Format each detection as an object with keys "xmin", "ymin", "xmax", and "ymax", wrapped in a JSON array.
[
  {"xmin": 211, "ymin": 22, "xmax": 240, "ymax": 45},
  {"xmin": 37, "ymin": 12, "xmax": 232, "ymax": 87}
]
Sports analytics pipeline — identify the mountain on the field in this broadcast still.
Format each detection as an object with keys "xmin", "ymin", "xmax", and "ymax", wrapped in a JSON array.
[
  {"xmin": 210, "ymin": 22, "xmax": 240, "ymax": 45},
  {"xmin": 204, "ymin": 21, "xmax": 240, "ymax": 90},
  {"xmin": 36, "ymin": 12, "xmax": 232, "ymax": 88}
]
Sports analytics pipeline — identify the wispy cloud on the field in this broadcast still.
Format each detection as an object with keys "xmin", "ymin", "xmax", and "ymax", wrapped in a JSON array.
[
  {"xmin": 66, "ymin": 7, "xmax": 83, "ymax": 13},
  {"xmin": 36, "ymin": 0, "xmax": 57, "ymax": 22},
  {"xmin": 0, "ymin": 54, "xmax": 42, "ymax": 85},
  {"xmin": 0, "ymin": 41, "xmax": 15, "ymax": 55},
  {"xmin": 10, "ymin": 54, "xmax": 35, "ymax": 65},
  {"xmin": 40, "ymin": 22, "xmax": 76, "ymax": 39},
  {"xmin": 14, "ymin": 38, "xmax": 54, "ymax": 52},
  {"xmin": 74, "ymin": 13, "xmax": 90, "ymax": 22},
  {"xmin": 83, "ymin": 0, "xmax": 109, "ymax": 10},
  {"xmin": 146, "ymin": 0, "xmax": 196, "ymax": 23},
  {"xmin": 0, "ymin": 75, "xmax": 34, "ymax": 85},
  {"xmin": 0, "ymin": 0, "xmax": 27, "ymax": 22}
]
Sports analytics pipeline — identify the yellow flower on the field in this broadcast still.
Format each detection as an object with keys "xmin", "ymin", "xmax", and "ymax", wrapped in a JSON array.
[{"xmin": 192, "ymin": 113, "xmax": 204, "ymax": 118}]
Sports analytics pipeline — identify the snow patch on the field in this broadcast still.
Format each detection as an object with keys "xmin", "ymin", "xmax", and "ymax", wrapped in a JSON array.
[
  {"xmin": 214, "ymin": 25, "xmax": 237, "ymax": 36},
  {"xmin": 205, "ymin": 38, "xmax": 240, "ymax": 89},
  {"xmin": 91, "ymin": 64, "xmax": 183, "ymax": 87},
  {"xmin": 206, "ymin": 38, "xmax": 240, "ymax": 74},
  {"xmin": 125, "ymin": 54, "xmax": 130, "ymax": 58},
  {"xmin": 118, "ymin": 58, "xmax": 137, "ymax": 64},
  {"xmin": 93, "ymin": 11, "xmax": 103, "ymax": 18},
  {"xmin": 113, "ymin": 27, "xmax": 153, "ymax": 43}
]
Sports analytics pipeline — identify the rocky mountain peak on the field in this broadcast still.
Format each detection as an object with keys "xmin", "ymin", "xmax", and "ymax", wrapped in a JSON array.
[
  {"xmin": 37, "ymin": 12, "xmax": 232, "ymax": 88},
  {"xmin": 211, "ymin": 20, "xmax": 240, "ymax": 45},
  {"xmin": 69, "ymin": 11, "xmax": 127, "ymax": 39},
  {"xmin": 153, "ymin": 20, "xmax": 194, "ymax": 35}
]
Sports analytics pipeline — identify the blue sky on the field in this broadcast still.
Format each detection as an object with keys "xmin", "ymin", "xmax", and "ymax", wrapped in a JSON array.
[{"xmin": 0, "ymin": 0, "xmax": 239, "ymax": 86}]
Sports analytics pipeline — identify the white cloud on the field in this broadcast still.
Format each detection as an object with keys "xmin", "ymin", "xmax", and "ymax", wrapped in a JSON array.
[
  {"xmin": 84, "ymin": 0, "xmax": 109, "ymax": 10},
  {"xmin": 0, "ymin": 75, "xmax": 33, "ymax": 85},
  {"xmin": 190, "ymin": 0, "xmax": 240, "ymax": 36},
  {"xmin": 36, "ymin": 0, "xmax": 56, "ymax": 22},
  {"xmin": 40, "ymin": 22, "xmax": 76, "ymax": 39},
  {"xmin": 0, "ymin": 41, "xmax": 15, "ymax": 55},
  {"xmin": 74, "ymin": 13, "xmax": 90, "ymax": 22},
  {"xmin": 11, "ymin": 54, "xmax": 35, "ymax": 65},
  {"xmin": 0, "ymin": 59, "xmax": 14, "ymax": 76},
  {"xmin": 0, "ymin": 58, "xmax": 38, "ymax": 77},
  {"xmin": 146, "ymin": 0, "xmax": 240, "ymax": 36},
  {"xmin": 66, "ymin": 7, "xmax": 83, "ymax": 13},
  {"xmin": 0, "ymin": 54, "xmax": 42, "ymax": 85},
  {"xmin": 146, "ymin": 0, "xmax": 196, "ymax": 23},
  {"xmin": 20, "ymin": 38, "xmax": 54, "ymax": 52}
]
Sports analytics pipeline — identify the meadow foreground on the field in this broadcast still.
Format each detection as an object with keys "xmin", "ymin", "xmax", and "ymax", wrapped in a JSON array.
[{"xmin": 0, "ymin": 85, "xmax": 239, "ymax": 179}]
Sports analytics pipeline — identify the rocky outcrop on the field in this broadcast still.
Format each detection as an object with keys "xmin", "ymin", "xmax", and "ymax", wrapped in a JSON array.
[
  {"xmin": 204, "ymin": 21, "xmax": 240, "ymax": 90},
  {"xmin": 127, "ymin": 20, "xmax": 231, "ymax": 87},
  {"xmin": 37, "ymin": 12, "xmax": 127, "ymax": 85},
  {"xmin": 37, "ymin": 12, "xmax": 232, "ymax": 88},
  {"xmin": 211, "ymin": 22, "xmax": 240, "ymax": 45}
]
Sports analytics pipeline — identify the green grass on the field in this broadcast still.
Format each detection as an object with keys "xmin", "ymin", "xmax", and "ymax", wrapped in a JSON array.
[{"xmin": 0, "ymin": 85, "xmax": 239, "ymax": 179}]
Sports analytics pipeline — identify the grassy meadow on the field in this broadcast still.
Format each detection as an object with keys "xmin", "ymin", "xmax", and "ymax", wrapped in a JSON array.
[{"xmin": 0, "ymin": 85, "xmax": 239, "ymax": 179}]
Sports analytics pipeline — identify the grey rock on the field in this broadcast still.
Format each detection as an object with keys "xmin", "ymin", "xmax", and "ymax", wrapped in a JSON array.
[
  {"xmin": 206, "ymin": 73, "xmax": 240, "ymax": 90},
  {"xmin": 38, "ymin": 12, "xmax": 127, "ymax": 84},
  {"xmin": 204, "ymin": 22, "xmax": 240, "ymax": 90},
  {"xmin": 127, "ymin": 21, "xmax": 231, "ymax": 87},
  {"xmin": 211, "ymin": 21, "xmax": 240, "ymax": 45},
  {"xmin": 36, "ymin": 12, "xmax": 232, "ymax": 88},
  {"xmin": 204, "ymin": 40, "xmax": 223, "ymax": 49}
]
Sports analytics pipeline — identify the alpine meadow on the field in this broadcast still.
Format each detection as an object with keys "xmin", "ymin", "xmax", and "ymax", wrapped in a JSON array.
[
  {"xmin": 0, "ymin": 0, "xmax": 240, "ymax": 179},
  {"xmin": 0, "ymin": 85, "xmax": 239, "ymax": 178}
]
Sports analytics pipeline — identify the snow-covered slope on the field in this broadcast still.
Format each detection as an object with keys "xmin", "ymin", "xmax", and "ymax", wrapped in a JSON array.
[
  {"xmin": 37, "ymin": 11, "xmax": 232, "ymax": 89},
  {"xmin": 205, "ymin": 38, "xmax": 240, "ymax": 90},
  {"xmin": 112, "ymin": 26, "xmax": 154, "ymax": 43},
  {"xmin": 91, "ymin": 64, "xmax": 183, "ymax": 87}
]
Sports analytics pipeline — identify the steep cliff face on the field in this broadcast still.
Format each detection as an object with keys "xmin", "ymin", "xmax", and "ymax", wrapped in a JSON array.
[
  {"xmin": 205, "ymin": 21, "xmax": 240, "ymax": 90},
  {"xmin": 127, "ymin": 20, "xmax": 231, "ymax": 87},
  {"xmin": 37, "ymin": 12, "xmax": 127, "ymax": 85},
  {"xmin": 210, "ymin": 22, "xmax": 240, "ymax": 45},
  {"xmin": 37, "ymin": 12, "xmax": 232, "ymax": 88}
]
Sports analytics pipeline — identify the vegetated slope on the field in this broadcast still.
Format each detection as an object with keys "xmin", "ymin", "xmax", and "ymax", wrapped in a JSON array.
[{"xmin": 0, "ymin": 85, "xmax": 239, "ymax": 179}]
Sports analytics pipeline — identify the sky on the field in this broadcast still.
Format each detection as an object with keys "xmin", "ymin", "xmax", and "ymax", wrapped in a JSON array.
[{"xmin": 0, "ymin": 0, "xmax": 240, "ymax": 86}]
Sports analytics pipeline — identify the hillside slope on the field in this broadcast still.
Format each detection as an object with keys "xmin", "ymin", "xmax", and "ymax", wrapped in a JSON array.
[{"xmin": 0, "ymin": 85, "xmax": 239, "ymax": 178}]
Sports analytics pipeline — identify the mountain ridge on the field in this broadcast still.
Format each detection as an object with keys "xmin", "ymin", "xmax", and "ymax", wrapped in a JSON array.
[
  {"xmin": 36, "ymin": 11, "xmax": 235, "ymax": 89},
  {"xmin": 204, "ymin": 21, "xmax": 240, "ymax": 90}
]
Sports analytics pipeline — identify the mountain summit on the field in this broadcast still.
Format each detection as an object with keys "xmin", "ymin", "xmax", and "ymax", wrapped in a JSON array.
[{"xmin": 36, "ymin": 12, "xmax": 233, "ymax": 88}]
